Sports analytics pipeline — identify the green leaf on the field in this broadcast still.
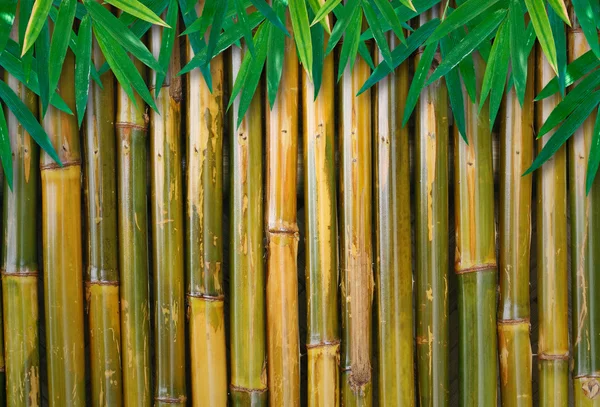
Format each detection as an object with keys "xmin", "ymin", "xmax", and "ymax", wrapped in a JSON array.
[
  {"xmin": 75, "ymin": 14, "xmax": 92, "ymax": 128},
  {"xmin": 449, "ymin": 23, "xmax": 477, "ymax": 104},
  {"xmin": 547, "ymin": 0, "xmax": 570, "ymax": 25},
  {"xmin": 93, "ymin": 22, "xmax": 158, "ymax": 112},
  {"xmin": 325, "ymin": 0, "xmax": 360, "ymax": 55},
  {"xmin": 180, "ymin": 0, "xmax": 216, "ymax": 36},
  {"xmin": 548, "ymin": 5, "xmax": 566, "ymax": 96},
  {"xmin": 22, "ymin": 0, "xmax": 53, "ymax": 56},
  {"xmin": 538, "ymin": 69, "xmax": 600, "ymax": 137},
  {"xmin": 0, "ymin": 79, "xmax": 61, "ymax": 164},
  {"xmin": 441, "ymin": 35, "xmax": 467, "ymax": 142},
  {"xmin": 571, "ymin": 0, "xmax": 600, "ymax": 58},
  {"xmin": 0, "ymin": 0, "xmax": 17, "ymax": 54},
  {"xmin": 535, "ymin": 51, "xmax": 599, "ymax": 100},
  {"xmin": 290, "ymin": 0, "xmax": 313, "ymax": 79},
  {"xmin": 524, "ymin": 0, "xmax": 558, "ymax": 73},
  {"xmin": 49, "ymin": 0, "xmax": 77, "ymax": 98},
  {"xmin": 363, "ymin": 0, "xmax": 393, "ymax": 67},
  {"xmin": 19, "ymin": 0, "xmax": 34, "ymax": 81},
  {"xmin": 36, "ymin": 21, "xmax": 51, "ymax": 116},
  {"xmin": 306, "ymin": 0, "xmax": 332, "ymax": 32},
  {"xmin": 103, "ymin": 0, "xmax": 168, "ymax": 26},
  {"xmin": 508, "ymin": 0, "xmax": 528, "ymax": 105},
  {"xmin": 586, "ymin": 108, "xmax": 600, "ymax": 194},
  {"xmin": 426, "ymin": 9, "xmax": 507, "ymax": 86},
  {"xmin": 337, "ymin": 5, "xmax": 362, "ymax": 80},
  {"xmin": 235, "ymin": 0, "xmax": 256, "ymax": 55},
  {"xmin": 267, "ymin": 1, "xmax": 286, "ymax": 107},
  {"xmin": 426, "ymin": 0, "xmax": 502, "ymax": 44},
  {"xmin": 0, "ymin": 105, "xmax": 13, "ymax": 190},
  {"xmin": 484, "ymin": 19, "xmax": 509, "ymax": 128},
  {"xmin": 205, "ymin": 0, "xmax": 227, "ymax": 65},
  {"xmin": 250, "ymin": 0, "xmax": 290, "ymax": 36},
  {"xmin": 178, "ymin": 0, "xmax": 213, "ymax": 90},
  {"xmin": 155, "ymin": 0, "xmax": 178, "ymax": 97},
  {"xmin": 358, "ymin": 18, "xmax": 440, "ymax": 94},
  {"xmin": 311, "ymin": 0, "xmax": 341, "ymax": 27},
  {"xmin": 310, "ymin": 23, "xmax": 325, "ymax": 98},
  {"xmin": 402, "ymin": 40, "xmax": 438, "ymax": 126},
  {"xmin": 84, "ymin": 0, "xmax": 163, "ymax": 74},
  {"xmin": 372, "ymin": 0, "xmax": 407, "ymax": 44},
  {"xmin": 525, "ymin": 90, "xmax": 600, "ymax": 175}
]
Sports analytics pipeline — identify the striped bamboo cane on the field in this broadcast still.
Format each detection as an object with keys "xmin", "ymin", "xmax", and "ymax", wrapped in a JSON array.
[
  {"xmin": 339, "ymin": 51, "xmax": 374, "ymax": 406},
  {"xmin": 568, "ymin": 23, "xmax": 600, "ymax": 407},
  {"xmin": 454, "ymin": 53, "xmax": 497, "ymax": 406},
  {"xmin": 497, "ymin": 57, "xmax": 534, "ymax": 407},
  {"xmin": 83, "ymin": 34, "xmax": 123, "ymax": 407},
  {"xmin": 302, "ymin": 39, "xmax": 339, "ymax": 407},
  {"xmin": 186, "ymin": 40, "xmax": 227, "ymax": 406},
  {"xmin": 414, "ymin": 8, "xmax": 449, "ymax": 405},
  {"xmin": 40, "ymin": 50, "xmax": 86, "ymax": 407},
  {"xmin": 2, "ymin": 71, "xmax": 40, "ymax": 406},
  {"xmin": 229, "ymin": 45, "xmax": 267, "ymax": 405},
  {"xmin": 149, "ymin": 22, "xmax": 186, "ymax": 406},
  {"xmin": 535, "ymin": 46, "xmax": 569, "ymax": 407},
  {"xmin": 265, "ymin": 12, "xmax": 301, "ymax": 407},
  {"xmin": 116, "ymin": 56, "xmax": 151, "ymax": 407},
  {"xmin": 374, "ymin": 33, "xmax": 414, "ymax": 406}
]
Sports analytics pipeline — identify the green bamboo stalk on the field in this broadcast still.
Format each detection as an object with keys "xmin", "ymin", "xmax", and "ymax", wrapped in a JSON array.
[
  {"xmin": 414, "ymin": 9, "xmax": 449, "ymax": 405},
  {"xmin": 265, "ymin": 13, "xmax": 301, "ymax": 407},
  {"xmin": 568, "ymin": 25, "xmax": 600, "ymax": 407},
  {"xmin": 497, "ymin": 56, "xmax": 534, "ymax": 407},
  {"xmin": 535, "ymin": 46, "xmax": 569, "ymax": 407},
  {"xmin": 116, "ymin": 55, "xmax": 151, "ymax": 407},
  {"xmin": 186, "ymin": 42, "xmax": 227, "ymax": 406},
  {"xmin": 2, "ymin": 72, "xmax": 40, "ymax": 407},
  {"xmin": 302, "ymin": 41, "xmax": 339, "ymax": 407},
  {"xmin": 149, "ymin": 23, "xmax": 186, "ymax": 407},
  {"xmin": 229, "ymin": 44, "xmax": 267, "ymax": 405},
  {"xmin": 339, "ymin": 52, "xmax": 374, "ymax": 406},
  {"xmin": 374, "ymin": 33, "xmax": 414, "ymax": 407},
  {"xmin": 453, "ymin": 53, "xmax": 497, "ymax": 407},
  {"xmin": 40, "ymin": 50, "xmax": 86, "ymax": 407},
  {"xmin": 83, "ymin": 33, "xmax": 123, "ymax": 407}
]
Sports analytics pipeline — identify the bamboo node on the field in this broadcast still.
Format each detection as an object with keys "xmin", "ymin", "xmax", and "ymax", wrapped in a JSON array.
[
  {"xmin": 0, "ymin": 267, "xmax": 38, "ymax": 276},
  {"xmin": 154, "ymin": 396, "xmax": 187, "ymax": 404},
  {"xmin": 305, "ymin": 339, "xmax": 341, "ymax": 349},
  {"xmin": 40, "ymin": 159, "xmax": 81, "ymax": 170},
  {"xmin": 497, "ymin": 317, "xmax": 530, "ymax": 325},
  {"xmin": 581, "ymin": 377, "xmax": 600, "ymax": 399},
  {"xmin": 186, "ymin": 293, "xmax": 225, "ymax": 302},
  {"xmin": 538, "ymin": 352, "xmax": 569, "ymax": 361},
  {"xmin": 85, "ymin": 280, "xmax": 120, "ymax": 287},
  {"xmin": 229, "ymin": 384, "xmax": 268, "ymax": 394},
  {"xmin": 455, "ymin": 263, "xmax": 496, "ymax": 275},
  {"xmin": 116, "ymin": 122, "xmax": 148, "ymax": 132}
]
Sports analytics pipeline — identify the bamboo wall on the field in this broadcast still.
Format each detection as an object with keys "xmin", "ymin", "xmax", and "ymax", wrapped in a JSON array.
[{"xmin": 0, "ymin": 41, "xmax": 594, "ymax": 406}]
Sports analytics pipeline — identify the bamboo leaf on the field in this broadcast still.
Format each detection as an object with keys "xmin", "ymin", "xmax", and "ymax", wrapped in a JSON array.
[
  {"xmin": 267, "ymin": 1, "xmax": 286, "ymax": 107},
  {"xmin": 290, "ymin": 0, "xmax": 313, "ymax": 78},
  {"xmin": 363, "ymin": 0, "xmax": 393, "ymax": 67},
  {"xmin": 337, "ymin": 5, "xmax": 362, "ymax": 80},
  {"xmin": 487, "ymin": 20, "xmax": 509, "ymax": 128},
  {"xmin": 509, "ymin": 0, "xmax": 528, "ymax": 105},
  {"xmin": 426, "ymin": 9, "xmax": 506, "ymax": 86},
  {"xmin": 93, "ymin": 22, "xmax": 158, "ymax": 112},
  {"xmin": 586, "ymin": 108, "xmax": 600, "ymax": 194},
  {"xmin": 84, "ymin": 0, "xmax": 163, "ymax": 73},
  {"xmin": 536, "ymin": 50, "xmax": 600, "ymax": 100},
  {"xmin": 155, "ymin": 0, "xmax": 178, "ymax": 97},
  {"xmin": 0, "ymin": 79, "xmax": 61, "ymax": 164},
  {"xmin": 0, "ymin": 105, "xmax": 13, "ymax": 190},
  {"xmin": 358, "ymin": 17, "xmax": 439, "ymax": 94},
  {"xmin": 325, "ymin": 0, "xmax": 360, "ymax": 55},
  {"xmin": 523, "ymin": 0, "xmax": 558, "ymax": 73},
  {"xmin": 49, "ymin": 0, "xmax": 77, "ymax": 97},
  {"xmin": 311, "ymin": 22, "xmax": 324, "ymax": 98},
  {"xmin": 180, "ymin": 0, "xmax": 216, "ymax": 36},
  {"xmin": 538, "ymin": 69, "xmax": 600, "ymax": 137},
  {"xmin": 547, "ymin": 0, "xmax": 570, "ymax": 25},
  {"xmin": 548, "ymin": 5, "xmax": 566, "ymax": 96},
  {"xmin": 311, "ymin": 0, "xmax": 341, "ymax": 27},
  {"xmin": 22, "ymin": 0, "xmax": 53, "ymax": 56},
  {"xmin": 205, "ymin": 0, "xmax": 227, "ymax": 64},
  {"xmin": 249, "ymin": 0, "xmax": 290, "ymax": 36},
  {"xmin": 402, "ymin": 40, "xmax": 437, "ymax": 126},
  {"xmin": 178, "ymin": 0, "xmax": 213, "ymax": 90},
  {"xmin": 36, "ymin": 21, "xmax": 51, "ymax": 116},
  {"xmin": 449, "ymin": 23, "xmax": 477, "ymax": 104},
  {"xmin": 20, "ymin": 0, "xmax": 34, "ymax": 81},
  {"xmin": 0, "ymin": 0, "xmax": 17, "ymax": 54},
  {"xmin": 372, "ymin": 0, "xmax": 407, "ymax": 43},
  {"xmin": 441, "ymin": 34, "xmax": 467, "ymax": 142},
  {"xmin": 571, "ymin": 0, "xmax": 600, "ymax": 58},
  {"xmin": 306, "ymin": 0, "xmax": 332, "ymax": 32},
  {"xmin": 75, "ymin": 14, "xmax": 92, "ymax": 127},
  {"xmin": 426, "ymin": 0, "xmax": 503, "ymax": 44},
  {"xmin": 103, "ymin": 0, "xmax": 168, "ymax": 26},
  {"xmin": 525, "ymin": 90, "xmax": 600, "ymax": 175},
  {"xmin": 235, "ymin": 0, "xmax": 256, "ymax": 55}
]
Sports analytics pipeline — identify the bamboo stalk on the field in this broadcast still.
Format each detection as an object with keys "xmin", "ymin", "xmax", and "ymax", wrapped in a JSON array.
[
  {"xmin": 414, "ymin": 8, "xmax": 449, "ymax": 405},
  {"xmin": 497, "ymin": 56, "xmax": 534, "ymax": 407},
  {"xmin": 186, "ymin": 40, "xmax": 227, "ymax": 406},
  {"xmin": 116, "ymin": 55, "xmax": 151, "ymax": 407},
  {"xmin": 149, "ymin": 23, "xmax": 186, "ymax": 406},
  {"xmin": 374, "ymin": 33, "xmax": 414, "ymax": 407},
  {"xmin": 265, "ymin": 13, "xmax": 300, "ymax": 407},
  {"xmin": 568, "ymin": 24, "xmax": 600, "ymax": 407},
  {"xmin": 302, "ymin": 40, "xmax": 339, "ymax": 407},
  {"xmin": 229, "ymin": 45, "xmax": 267, "ymax": 405},
  {"xmin": 83, "ymin": 33, "xmax": 123, "ymax": 407},
  {"xmin": 453, "ymin": 53, "xmax": 497, "ymax": 406},
  {"xmin": 2, "ymin": 72, "xmax": 40, "ymax": 406},
  {"xmin": 535, "ymin": 46, "xmax": 569, "ymax": 407},
  {"xmin": 339, "ymin": 52, "xmax": 374, "ymax": 405},
  {"xmin": 40, "ymin": 50, "xmax": 86, "ymax": 407}
]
